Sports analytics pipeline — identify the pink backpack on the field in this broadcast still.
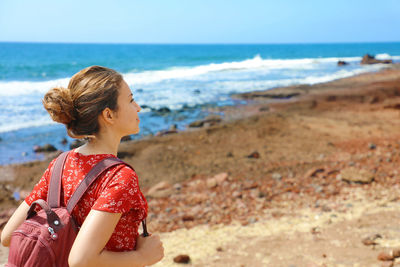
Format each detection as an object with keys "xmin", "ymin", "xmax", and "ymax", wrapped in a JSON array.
[{"xmin": 7, "ymin": 151, "xmax": 148, "ymax": 267}]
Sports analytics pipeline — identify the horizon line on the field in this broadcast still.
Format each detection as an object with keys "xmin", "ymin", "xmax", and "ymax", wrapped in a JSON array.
[{"xmin": 1, "ymin": 40, "xmax": 400, "ymax": 45}]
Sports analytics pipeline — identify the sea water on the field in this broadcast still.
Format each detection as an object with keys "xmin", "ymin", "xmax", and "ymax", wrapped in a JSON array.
[{"xmin": 0, "ymin": 42, "xmax": 399, "ymax": 165}]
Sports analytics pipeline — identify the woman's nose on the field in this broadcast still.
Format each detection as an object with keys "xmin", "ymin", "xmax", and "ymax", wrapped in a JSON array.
[{"xmin": 137, "ymin": 103, "xmax": 141, "ymax": 112}]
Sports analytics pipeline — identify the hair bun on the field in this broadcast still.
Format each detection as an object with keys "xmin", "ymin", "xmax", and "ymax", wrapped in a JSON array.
[{"xmin": 42, "ymin": 86, "xmax": 75, "ymax": 125}]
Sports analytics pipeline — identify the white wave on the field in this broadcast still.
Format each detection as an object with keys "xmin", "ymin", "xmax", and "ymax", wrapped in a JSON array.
[
  {"xmin": 0, "ymin": 78, "xmax": 69, "ymax": 97},
  {"xmin": 123, "ymin": 55, "xmax": 363, "ymax": 85},
  {"xmin": 0, "ymin": 118, "xmax": 55, "ymax": 133},
  {"xmin": 375, "ymin": 53, "xmax": 392, "ymax": 60},
  {"xmin": 0, "ymin": 55, "xmax": 368, "ymax": 97}
]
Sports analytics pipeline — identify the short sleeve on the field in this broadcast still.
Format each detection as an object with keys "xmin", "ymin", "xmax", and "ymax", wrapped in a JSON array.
[
  {"xmin": 25, "ymin": 158, "xmax": 57, "ymax": 206},
  {"xmin": 92, "ymin": 166, "xmax": 147, "ymax": 214}
]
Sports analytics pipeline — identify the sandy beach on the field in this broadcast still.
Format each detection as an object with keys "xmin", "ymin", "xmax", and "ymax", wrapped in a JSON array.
[{"xmin": 1, "ymin": 64, "xmax": 400, "ymax": 266}]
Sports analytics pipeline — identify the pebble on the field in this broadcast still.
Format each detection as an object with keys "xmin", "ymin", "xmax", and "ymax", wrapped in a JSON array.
[
  {"xmin": 173, "ymin": 254, "xmax": 191, "ymax": 264},
  {"xmin": 247, "ymin": 151, "xmax": 260, "ymax": 159}
]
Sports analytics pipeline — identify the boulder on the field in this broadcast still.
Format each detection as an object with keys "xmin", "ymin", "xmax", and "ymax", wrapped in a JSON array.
[
  {"xmin": 361, "ymin": 54, "xmax": 393, "ymax": 65},
  {"xmin": 337, "ymin": 60, "xmax": 349, "ymax": 66},
  {"xmin": 33, "ymin": 144, "xmax": 57, "ymax": 153}
]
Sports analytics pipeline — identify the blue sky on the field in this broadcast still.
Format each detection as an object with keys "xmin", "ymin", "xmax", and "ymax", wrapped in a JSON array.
[{"xmin": 0, "ymin": 0, "xmax": 399, "ymax": 44}]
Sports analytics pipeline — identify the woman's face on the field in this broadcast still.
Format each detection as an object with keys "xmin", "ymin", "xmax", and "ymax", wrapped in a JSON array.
[{"xmin": 114, "ymin": 80, "xmax": 141, "ymax": 136}]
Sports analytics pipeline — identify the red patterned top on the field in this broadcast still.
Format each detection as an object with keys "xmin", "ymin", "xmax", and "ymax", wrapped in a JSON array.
[{"xmin": 25, "ymin": 149, "xmax": 148, "ymax": 252}]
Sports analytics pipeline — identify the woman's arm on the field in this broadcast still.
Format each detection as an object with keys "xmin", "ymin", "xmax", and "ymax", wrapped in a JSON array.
[
  {"xmin": 1, "ymin": 201, "xmax": 30, "ymax": 247},
  {"xmin": 68, "ymin": 209, "xmax": 164, "ymax": 267}
]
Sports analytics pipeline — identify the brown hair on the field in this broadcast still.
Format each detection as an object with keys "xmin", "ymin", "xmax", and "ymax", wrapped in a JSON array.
[{"xmin": 43, "ymin": 66, "xmax": 123, "ymax": 138}]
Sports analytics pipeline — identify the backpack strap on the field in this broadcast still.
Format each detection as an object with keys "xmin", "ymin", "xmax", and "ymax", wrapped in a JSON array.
[
  {"xmin": 66, "ymin": 157, "xmax": 125, "ymax": 213},
  {"xmin": 48, "ymin": 151, "xmax": 69, "ymax": 208}
]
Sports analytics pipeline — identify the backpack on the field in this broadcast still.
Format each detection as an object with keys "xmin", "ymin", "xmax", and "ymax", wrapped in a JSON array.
[{"xmin": 6, "ymin": 151, "xmax": 148, "ymax": 267}]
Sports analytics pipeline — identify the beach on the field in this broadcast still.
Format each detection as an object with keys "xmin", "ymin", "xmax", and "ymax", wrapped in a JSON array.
[{"xmin": 1, "ymin": 64, "xmax": 400, "ymax": 266}]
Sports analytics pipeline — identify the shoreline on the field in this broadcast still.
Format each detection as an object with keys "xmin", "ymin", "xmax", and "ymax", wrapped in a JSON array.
[{"xmin": 2, "ymin": 64, "xmax": 400, "ymax": 265}]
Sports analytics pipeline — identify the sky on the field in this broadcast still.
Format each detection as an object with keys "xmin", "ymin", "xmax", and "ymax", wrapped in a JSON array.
[{"xmin": 0, "ymin": 0, "xmax": 399, "ymax": 44}]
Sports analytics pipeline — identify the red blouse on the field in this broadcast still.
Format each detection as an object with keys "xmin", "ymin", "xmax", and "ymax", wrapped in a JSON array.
[{"xmin": 25, "ymin": 149, "xmax": 148, "ymax": 252}]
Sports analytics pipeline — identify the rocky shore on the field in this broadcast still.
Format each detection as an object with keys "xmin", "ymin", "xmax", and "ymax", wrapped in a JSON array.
[{"xmin": 1, "ymin": 64, "xmax": 400, "ymax": 266}]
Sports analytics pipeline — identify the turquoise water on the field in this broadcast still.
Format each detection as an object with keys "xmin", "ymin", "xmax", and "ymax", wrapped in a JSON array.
[{"xmin": 0, "ymin": 42, "xmax": 399, "ymax": 164}]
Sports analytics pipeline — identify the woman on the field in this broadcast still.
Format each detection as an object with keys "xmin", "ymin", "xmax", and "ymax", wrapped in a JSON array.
[{"xmin": 1, "ymin": 66, "xmax": 164, "ymax": 267}]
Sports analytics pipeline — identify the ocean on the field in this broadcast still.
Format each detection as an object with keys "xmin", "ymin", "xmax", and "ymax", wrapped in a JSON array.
[{"xmin": 1, "ymin": 42, "xmax": 400, "ymax": 165}]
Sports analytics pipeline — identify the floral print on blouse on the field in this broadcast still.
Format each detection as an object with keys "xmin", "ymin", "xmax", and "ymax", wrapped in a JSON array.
[{"xmin": 25, "ymin": 149, "xmax": 148, "ymax": 251}]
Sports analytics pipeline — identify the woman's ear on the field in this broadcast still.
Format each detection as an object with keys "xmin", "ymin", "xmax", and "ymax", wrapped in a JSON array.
[{"xmin": 99, "ymin": 107, "xmax": 115, "ymax": 125}]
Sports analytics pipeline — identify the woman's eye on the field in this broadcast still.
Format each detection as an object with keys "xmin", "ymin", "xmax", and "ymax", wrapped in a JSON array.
[{"xmin": 130, "ymin": 98, "xmax": 135, "ymax": 103}]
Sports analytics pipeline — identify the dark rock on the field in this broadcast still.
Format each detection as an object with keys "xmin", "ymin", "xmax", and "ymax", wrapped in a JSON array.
[
  {"xmin": 259, "ymin": 106, "xmax": 269, "ymax": 112},
  {"xmin": 61, "ymin": 138, "xmax": 68, "ymax": 145},
  {"xmin": 361, "ymin": 54, "xmax": 393, "ymax": 65},
  {"xmin": 369, "ymin": 143, "xmax": 377, "ymax": 150},
  {"xmin": 33, "ymin": 144, "xmax": 57, "ymax": 153},
  {"xmin": 121, "ymin": 135, "xmax": 132, "ymax": 142},
  {"xmin": 140, "ymin": 104, "xmax": 153, "ymax": 111},
  {"xmin": 193, "ymin": 89, "xmax": 201, "ymax": 94},
  {"xmin": 156, "ymin": 107, "xmax": 171, "ymax": 114},
  {"xmin": 70, "ymin": 139, "xmax": 85, "ymax": 149},
  {"xmin": 247, "ymin": 151, "xmax": 260, "ymax": 159},
  {"xmin": 226, "ymin": 152, "xmax": 234, "ymax": 157},
  {"xmin": 136, "ymin": 88, "xmax": 143, "ymax": 93},
  {"xmin": 182, "ymin": 215, "xmax": 195, "ymax": 221},
  {"xmin": 173, "ymin": 254, "xmax": 191, "ymax": 264},
  {"xmin": 337, "ymin": 60, "xmax": 349, "ymax": 66},
  {"xmin": 362, "ymin": 234, "xmax": 382, "ymax": 246}
]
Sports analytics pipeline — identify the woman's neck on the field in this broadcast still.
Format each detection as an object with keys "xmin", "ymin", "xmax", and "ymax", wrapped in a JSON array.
[{"xmin": 75, "ymin": 131, "xmax": 120, "ymax": 156}]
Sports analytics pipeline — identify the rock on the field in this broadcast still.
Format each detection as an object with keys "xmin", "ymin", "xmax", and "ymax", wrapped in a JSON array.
[
  {"xmin": 147, "ymin": 181, "xmax": 173, "ymax": 198},
  {"xmin": 33, "ymin": 144, "xmax": 57, "ymax": 153},
  {"xmin": 189, "ymin": 115, "xmax": 222, "ymax": 128},
  {"xmin": 193, "ymin": 89, "xmax": 201, "ymax": 94},
  {"xmin": 182, "ymin": 215, "xmax": 195, "ymax": 221},
  {"xmin": 341, "ymin": 167, "xmax": 374, "ymax": 184},
  {"xmin": 247, "ymin": 151, "xmax": 260, "ymax": 159},
  {"xmin": 70, "ymin": 139, "xmax": 85, "ymax": 149},
  {"xmin": 121, "ymin": 135, "xmax": 132, "ymax": 142},
  {"xmin": 226, "ymin": 152, "xmax": 234, "ymax": 157},
  {"xmin": 362, "ymin": 233, "xmax": 382, "ymax": 246},
  {"xmin": 206, "ymin": 178, "xmax": 217, "ymax": 188},
  {"xmin": 378, "ymin": 251, "xmax": 394, "ymax": 261},
  {"xmin": 216, "ymin": 247, "xmax": 224, "ymax": 252},
  {"xmin": 214, "ymin": 172, "xmax": 228, "ymax": 185},
  {"xmin": 61, "ymin": 138, "xmax": 68, "ymax": 145},
  {"xmin": 361, "ymin": 54, "xmax": 393, "ymax": 65},
  {"xmin": 272, "ymin": 173, "xmax": 282, "ymax": 181},
  {"xmin": 369, "ymin": 143, "xmax": 377, "ymax": 150},
  {"xmin": 304, "ymin": 168, "xmax": 325, "ymax": 178},
  {"xmin": 337, "ymin": 60, "xmax": 349, "ymax": 66},
  {"xmin": 189, "ymin": 120, "xmax": 204, "ymax": 128},
  {"xmin": 393, "ymin": 248, "xmax": 400, "ymax": 258},
  {"xmin": 173, "ymin": 254, "xmax": 191, "ymax": 264},
  {"xmin": 156, "ymin": 107, "xmax": 171, "ymax": 114},
  {"xmin": 259, "ymin": 106, "xmax": 269, "ymax": 112}
]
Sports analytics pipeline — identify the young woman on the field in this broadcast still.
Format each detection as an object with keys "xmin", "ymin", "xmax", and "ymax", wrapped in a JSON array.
[{"xmin": 0, "ymin": 66, "xmax": 164, "ymax": 267}]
